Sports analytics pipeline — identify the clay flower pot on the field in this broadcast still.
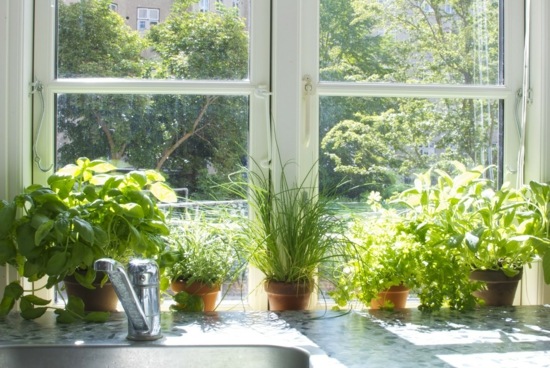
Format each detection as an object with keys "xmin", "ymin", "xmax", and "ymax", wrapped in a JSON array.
[
  {"xmin": 171, "ymin": 280, "xmax": 221, "ymax": 312},
  {"xmin": 264, "ymin": 281, "xmax": 313, "ymax": 311},
  {"xmin": 370, "ymin": 284, "xmax": 410, "ymax": 309},
  {"xmin": 63, "ymin": 272, "xmax": 118, "ymax": 312},
  {"xmin": 470, "ymin": 269, "xmax": 522, "ymax": 306}
]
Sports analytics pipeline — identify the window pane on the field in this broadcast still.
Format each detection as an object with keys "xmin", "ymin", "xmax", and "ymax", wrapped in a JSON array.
[
  {"xmin": 320, "ymin": 0, "xmax": 502, "ymax": 85},
  {"xmin": 57, "ymin": 0, "xmax": 250, "ymax": 80},
  {"xmin": 319, "ymin": 96, "xmax": 501, "ymax": 200},
  {"xmin": 56, "ymin": 93, "xmax": 249, "ymax": 199}
]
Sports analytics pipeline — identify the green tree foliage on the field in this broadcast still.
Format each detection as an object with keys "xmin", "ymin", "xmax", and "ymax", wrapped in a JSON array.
[
  {"xmin": 136, "ymin": 2, "xmax": 249, "ymax": 190},
  {"xmin": 318, "ymin": 0, "xmax": 399, "ymax": 196},
  {"xmin": 146, "ymin": 1, "xmax": 248, "ymax": 80},
  {"xmin": 320, "ymin": 0, "xmax": 501, "ymax": 199},
  {"xmin": 58, "ymin": 0, "xmax": 145, "ymax": 78},
  {"xmin": 57, "ymin": 0, "xmax": 148, "ymax": 166},
  {"xmin": 56, "ymin": 0, "xmax": 249, "ymax": 196}
]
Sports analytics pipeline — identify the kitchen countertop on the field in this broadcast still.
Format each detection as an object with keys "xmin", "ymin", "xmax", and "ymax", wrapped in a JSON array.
[{"xmin": 1, "ymin": 306, "xmax": 550, "ymax": 367}]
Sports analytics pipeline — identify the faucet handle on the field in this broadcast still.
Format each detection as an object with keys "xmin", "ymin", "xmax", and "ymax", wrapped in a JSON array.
[{"xmin": 128, "ymin": 259, "xmax": 160, "ymax": 287}]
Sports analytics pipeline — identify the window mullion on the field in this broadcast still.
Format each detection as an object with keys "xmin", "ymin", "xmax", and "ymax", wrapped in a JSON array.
[
  {"xmin": 48, "ymin": 79, "xmax": 256, "ymax": 95},
  {"xmin": 318, "ymin": 83, "xmax": 512, "ymax": 99}
]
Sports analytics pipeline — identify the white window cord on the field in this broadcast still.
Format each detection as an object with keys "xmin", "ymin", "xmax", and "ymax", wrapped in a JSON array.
[{"xmin": 30, "ymin": 78, "xmax": 54, "ymax": 173}]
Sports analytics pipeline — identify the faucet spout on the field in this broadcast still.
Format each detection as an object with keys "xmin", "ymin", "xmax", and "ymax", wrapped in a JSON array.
[{"xmin": 94, "ymin": 258, "xmax": 162, "ymax": 341}]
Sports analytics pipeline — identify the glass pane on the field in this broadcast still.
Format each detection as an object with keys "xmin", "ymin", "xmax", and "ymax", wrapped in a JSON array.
[
  {"xmin": 320, "ymin": 0, "xmax": 502, "ymax": 85},
  {"xmin": 56, "ymin": 93, "xmax": 249, "ymax": 200},
  {"xmin": 319, "ymin": 96, "xmax": 501, "ymax": 202},
  {"xmin": 57, "ymin": 0, "xmax": 250, "ymax": 80}
]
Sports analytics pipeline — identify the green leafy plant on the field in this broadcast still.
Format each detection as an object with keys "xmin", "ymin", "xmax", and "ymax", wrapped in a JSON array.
[
  {"xmin": 394, "ymin": 162, "xmax": 538, "ymax": 311},
  {"xmin": 0, "ymin": 157, "xmax": 177, "ymax": 321},
  {"xmin": 224, "ymin": 158, "xmax": 345, "ymax": 291},
  {"xmin": 160, "ymin": 210, "xmax": 248, "ymax": 311},
  {"xmin": 161, "ymin": 212, "xmax": 247, "ymax": 288},
  {"xmin": 331, "ymin": 192, "xmax": 422, "ymax": 310},
  {"xmin": 521, "ymin": 181, "xmax": 550, "ymax": 284}
]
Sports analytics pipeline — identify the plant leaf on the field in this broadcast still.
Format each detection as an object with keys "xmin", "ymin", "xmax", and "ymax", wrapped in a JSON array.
[
  {"xmin": 120, "ymin": 203, "xmax": 144, "ymax": 218},
  {"xmin": 73, "ymin": 269, "xmax": 96, "ymax": 290},
  {"xmin": 88, "ymin": 160, "xmax": 117, "ymax": 173},
  {"xmin": 65, "ymin": 295, "xmax": 86, "ymax": 317},
  {"xmin": 22, "ymin": 294, "xmax": 51, "ymax": 306},
  {"xmin": 73, "ymin": 217, "xmax": 95, "ymax": 244},
  {"xmin": 447, "ymin": 234, "xmax": 464, "ymax": 248},
  {"xmin": 46, "ymin": 252, "xmax": 68, "ymax": 275},
  {"xmin": 0, "ymin": 238, "xmax": 16, "ymax": 265},
  {"xmin": 16, "ymin": 222, "xmax": 37, "ymax": 256},
  {"xmin": 0, "ymin": 282, "xmax": 24, "ymax": 317},
  {"xmin": 47, "ymin": 174, "xmax": 75, "ymax": 199},
  {"xmin": 55, "ymin": 309, "xmax": 79, "ymax": 324},
  {"xmin": 465, "ymin": 231, "xmax": 480, "ymax": 252},
  {"xmin": 128, "ymin": 171, "xmax": 148, "ymax": 187},
  {"xmin": 34, "ymin": 219, "xmax": 55, "ymax": 246},
  {"xmin": 150, "ymin": 182, "xmax": 178, "ymax": 203},
  {"xmin": 84, "ymin": 311, "xmax": 110, "ymax": 323},
  {"xmin": 0, "ymin": 200, "xmax": 16, "ymax": 238},
  {"xmin": 20, "ymin": 306, "xmax": 47, "ymax": 320}
]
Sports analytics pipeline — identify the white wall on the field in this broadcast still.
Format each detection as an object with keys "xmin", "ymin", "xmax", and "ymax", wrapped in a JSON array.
[
  {"xmin": 522, "ymin": 0, "xmax": 550, "ymax": 305},
  {"xmin": 0, "ymin": 0, "xmax": 33, "ymax": 289}
]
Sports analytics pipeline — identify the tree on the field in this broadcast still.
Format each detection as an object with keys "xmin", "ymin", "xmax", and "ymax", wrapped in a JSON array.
[
  {"xmin": 138, "ymin": 1, "xmax": 249, "ymax": 190},
  {"xmin": 318, "ymin": 0, "xmax": 400, "ymax": 197},
  {"xmin": 56, "ymin": 0, "xmax": 147, "ymax": 166},
  {"xmin": 319, "ymin": 0, "xmax": 501, "ymax": 198},
  {"xmin": 56, "ymin": 0, "xmax": 250, "ymax": 196},
  {"xmin": 57, "ymin": 0, "xmax": 145, "ymax": 78}
]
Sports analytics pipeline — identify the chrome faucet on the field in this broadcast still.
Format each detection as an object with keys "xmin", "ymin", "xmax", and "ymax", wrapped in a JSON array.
[{"xmin": 94, "ymin": 258, "xmax": 162, "ymax": 341}]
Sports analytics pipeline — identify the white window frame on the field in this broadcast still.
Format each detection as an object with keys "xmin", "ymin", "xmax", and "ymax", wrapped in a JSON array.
[
  {"xmin": 137, "ymin": 7, "xmax": 160, "ymax": 31},
  {"xmin": 199, "ymin": 0, "xmax": 209, "ymax": 12}
]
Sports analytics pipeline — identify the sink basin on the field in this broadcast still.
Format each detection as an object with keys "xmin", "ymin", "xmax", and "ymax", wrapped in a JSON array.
[{"xmin": 0, "ymin": 344, "xmax": 310, "ymax": 368}]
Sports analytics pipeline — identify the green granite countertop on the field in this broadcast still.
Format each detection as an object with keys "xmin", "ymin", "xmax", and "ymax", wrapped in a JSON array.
[{"xmin": 1, "ymin": 306, "xmax": 550, "ymax": 367}]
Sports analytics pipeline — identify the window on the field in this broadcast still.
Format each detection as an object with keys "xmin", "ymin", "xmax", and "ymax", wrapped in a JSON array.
[
  {"xmin": 137, "ymin": 7, "xmax": 160, "ymax": 31},
  {"xmin": 317, "ymin": 0, "xmax": 520, "ymax": 203},
  {"xmin": 199, "ymin": 0, "xmax": 209, "ymax": 12},
  {"xmin": 30, "ymin": 0, "xmax": 527, "ymax": 308},
  {"xmin": 33, "ymin": 0, "xmax": 269, "ymax": 308}
]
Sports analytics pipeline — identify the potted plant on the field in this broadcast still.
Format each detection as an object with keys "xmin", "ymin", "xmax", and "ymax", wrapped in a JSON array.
[
  {"xmin": 395, "ymin": 163, "xmax": 538, "ymax": 308},
  {"xmin": 331, "ymin": 192, "xmax": 422, "ymax": 310},
  {"xmin": 0, "ymin": 157, "xmax": 177, "ymax": 321},
  {"xmin": 160, "ymin": 211, "xmax": 247, "ymax": 312},
  {"xmin": 521, "ymin": 181, "xmax": 550, "ymax": 284},
  {"xmin": 225, "ymin": 158, "xmax": 345, "ymax": 311}
]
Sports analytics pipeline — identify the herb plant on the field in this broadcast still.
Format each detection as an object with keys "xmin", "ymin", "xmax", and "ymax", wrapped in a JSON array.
[{"xmin": 0, "ymin": 157, "xmax": 177, "ymax": 321}]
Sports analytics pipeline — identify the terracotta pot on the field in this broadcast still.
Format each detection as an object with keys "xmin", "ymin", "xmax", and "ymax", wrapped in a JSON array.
[
  {"xmin": 470, "ymin": 269, "xmax": 522, "ymax": 306},
  {"xmin": 370, "ymin": 284, "xmax": 410, "ymax": 309},
  {"xmin": 171, "ymin": 280, "xmax": 221, "ymax": 312},
  {"xmin": 264, "ymin": 281, "xmax": 313, "ymax": 311},
  {"xmin": 63, "ymin": 272, "xmax": 118, "ymax": 312}
]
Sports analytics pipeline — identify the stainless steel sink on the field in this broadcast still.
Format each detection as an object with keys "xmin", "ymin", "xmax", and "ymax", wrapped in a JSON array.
[{"xmin": 0, "ymin": 344, "xmax": 310, "ymax": 368}]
